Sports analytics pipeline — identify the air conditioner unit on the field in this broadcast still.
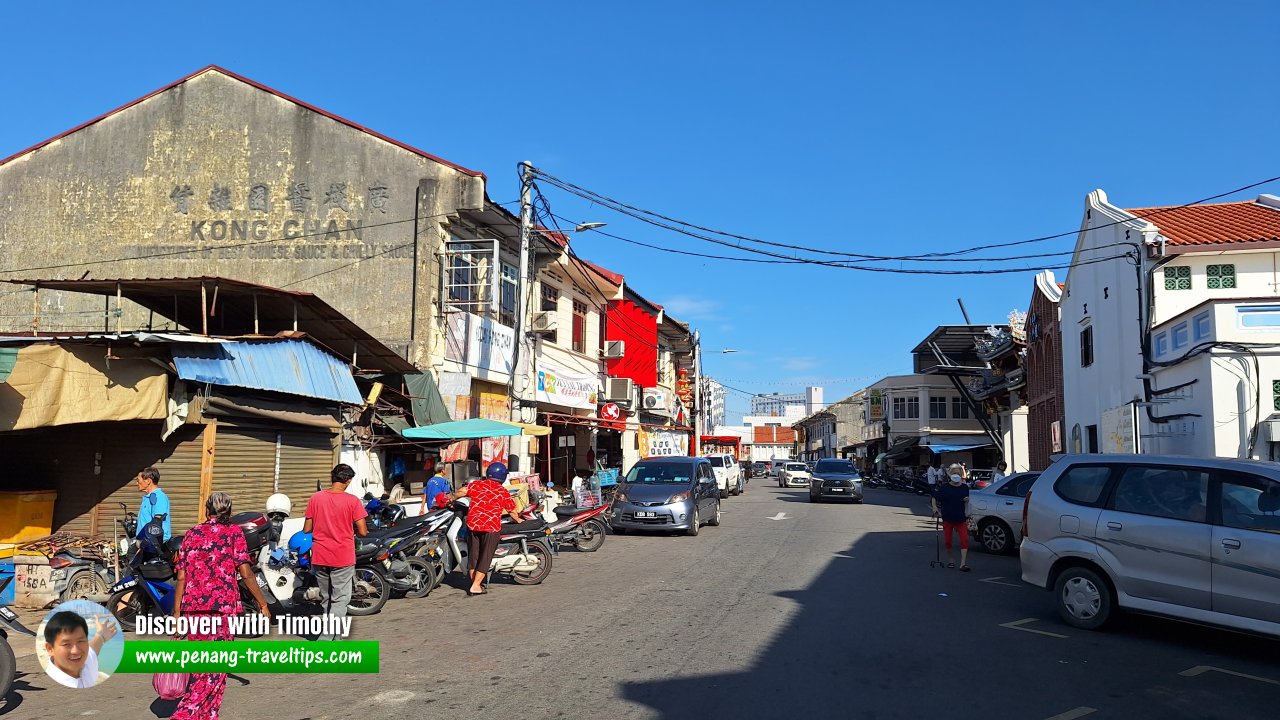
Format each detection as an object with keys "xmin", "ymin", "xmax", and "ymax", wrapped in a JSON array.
[
  {"xmin": 605, "ymin": 377, "xmax": 635, "ymax": 406},
  {"xmin": 603, "ymin": 340, "xmax": 626, "ymax": 359},
  {"xmin": 532, "ymin": 311, "xmax": 558, "ymax": 334},
  {"xmin": 642, "ymin": 388, "xmax": 668, "ymax": 411}
]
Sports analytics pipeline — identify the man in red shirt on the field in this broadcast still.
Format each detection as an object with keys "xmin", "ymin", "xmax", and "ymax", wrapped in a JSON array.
[{"xmin": 303, "ymin": 464, "xmax": 368, "ymax": 639}]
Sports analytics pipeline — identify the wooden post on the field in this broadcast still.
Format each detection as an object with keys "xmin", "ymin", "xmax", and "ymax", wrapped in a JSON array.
[
  {"xmin": 115, "ymin": 282, "xmax": 122, "ymax": 335},
  {"xmin": 31, "ymin": 284, "xmax": 39, "ymax": 334},
  {"xmin": 198, "ymin": 421, "xmax": 218, "ymax": 522},
  {"xmin": 200, "ymin": 281, "xmax": 209, "ymax": 335},
  {"xmin": 253, "ymin": 294, "xmax": 260, "ymax": 334},
  {"xmin": 292, "ymin": 300, "xmax": 298, "ymax": 332}
]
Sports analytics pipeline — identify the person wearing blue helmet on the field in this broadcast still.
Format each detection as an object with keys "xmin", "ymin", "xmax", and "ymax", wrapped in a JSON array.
[{"xmin": 442, "ymin": 461, "xmax": 520, "ymax": 595}]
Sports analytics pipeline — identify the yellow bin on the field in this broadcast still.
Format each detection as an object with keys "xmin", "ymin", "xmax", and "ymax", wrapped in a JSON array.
[{"xmin": 0, "ymin": 490, "xmax": 57, "ymax": 544}]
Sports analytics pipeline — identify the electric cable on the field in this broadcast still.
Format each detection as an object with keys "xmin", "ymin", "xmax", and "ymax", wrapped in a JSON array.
[{"xmin": 533, "ymin": 167, "xmax": 1280, "ymax": 260}]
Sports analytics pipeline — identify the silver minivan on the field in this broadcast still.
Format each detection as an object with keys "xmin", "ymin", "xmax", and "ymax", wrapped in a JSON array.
[{"xmin": 1020, "ymin": 454, "xmax": 1280, "ymax": 638}]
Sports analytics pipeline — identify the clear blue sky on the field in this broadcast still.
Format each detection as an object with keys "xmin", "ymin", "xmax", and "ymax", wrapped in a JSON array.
[{"xmin": 3, "ymin": 2, "xmax": 1277, "ymax": 420}]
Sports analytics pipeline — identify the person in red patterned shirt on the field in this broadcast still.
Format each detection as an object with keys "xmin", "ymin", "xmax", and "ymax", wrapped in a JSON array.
[{"xmin": 444, "ymin": 461, "xmax": 520, "ymax": 596}]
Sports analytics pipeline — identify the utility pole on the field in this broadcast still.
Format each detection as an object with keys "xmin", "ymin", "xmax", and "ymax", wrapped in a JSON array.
[
  {"xmin": 692, "ymin": 330, "xmax": 702, "ymax": 447},
  {"xmin": 510, "ymin": 162, "xmax": 534, "ymax": 452}
]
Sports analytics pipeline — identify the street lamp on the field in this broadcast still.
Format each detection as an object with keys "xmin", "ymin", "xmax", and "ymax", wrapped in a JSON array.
[{"xmin": 574, "ymin": 222, "xmax": 607, "ymax": 232}]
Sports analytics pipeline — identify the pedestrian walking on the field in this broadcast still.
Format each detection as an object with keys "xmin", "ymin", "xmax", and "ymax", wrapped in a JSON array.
[
  {"xmin": 303, "ymin": 464, "xmax": 368, "ymax": 640},
  {"xmin": 931, "ymin": 463, "xmax": 972, "ymax": 571},
  {"xmin": 442, "ymin": 461, "xmax": 521, "ymax": 596},
  {"xmin": 171, "ymin": 492, "xmax": 272, "ymax": 719},
  {"xmin": 926, "ymin": 458, "xmax": 945, "ymax": 493},
  {"xmin": 134, "ymin": 467, "xmax": 171, "ymax": 543}
]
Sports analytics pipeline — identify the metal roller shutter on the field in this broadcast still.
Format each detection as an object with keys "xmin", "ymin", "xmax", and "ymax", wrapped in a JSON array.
[
  {"xmin": 96, "ymin": 423, "xmax": 204, "ymax": 535},
  {"xmin": 209, "ymin": 427, "xmax": 279, "ymax": 519},
  {"xmin": 277, "ymin": 431, "xmax": 339, "ymax": 510}
]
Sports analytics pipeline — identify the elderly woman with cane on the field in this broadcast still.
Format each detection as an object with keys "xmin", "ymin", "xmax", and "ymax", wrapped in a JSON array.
[
  {"xmin": 171, "ymin": 492, "xmax": 272, "ymax": 719},
  {"xmin": 930, "ymin": 463, "xmax": 972, "ymax": 571}
]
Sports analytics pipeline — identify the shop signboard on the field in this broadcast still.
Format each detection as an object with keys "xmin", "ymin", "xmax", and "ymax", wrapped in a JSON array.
[
  {"xmin": 535, "ymin": 359, "xmax": 598, "ymax": 410},
  {"xmin": 445, "ymin": 312, "xmax": 514, "ymax": 378},
  {"xmin": 479, "ymin": 392, "xmax": 511, "ymax": 469},
  {"xmin": 640, "ymin": 428, "xmax": 689, "ymax": 457},
  {"xmin": 869, "ymin": 390, "xmax": 884, "ymax": 422},
  {"xmin": 1101, "ymin": 403, "xmax": 1136, "ymax": 453}
]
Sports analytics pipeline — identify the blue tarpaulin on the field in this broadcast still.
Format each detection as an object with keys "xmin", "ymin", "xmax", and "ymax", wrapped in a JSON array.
[
  {"xmin": 402, "ymin": 417, "xmax": 550, "ymax": 440},
  {"xmin": 171, "ymin": 339, "xmax": 362, "ymax": 405}
]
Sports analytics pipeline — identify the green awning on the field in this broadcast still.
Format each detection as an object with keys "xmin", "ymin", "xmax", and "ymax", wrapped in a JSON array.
[
  {"xmin": 377, "ymin": 413, "xmax": 412, "ymax": 436},
  {"xmin": 0, "ymin": 347, "xmax": 17, "ymax": 382},
  {"xmin": 403, "ymin": 417, "xmax": 526, "ymax": 440},
  {"xmin": 404, "ymin": 372, "xmax": 451, "ymax": 426}
]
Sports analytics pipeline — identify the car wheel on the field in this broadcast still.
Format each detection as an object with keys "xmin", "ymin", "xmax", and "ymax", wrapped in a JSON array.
[
  {"xmin": 708, "ymin": 501, "xmax": 722, "ymax": 526},
  {"xmin": 720, "ymin": 488, "xmax": 729, "ymax": 499},
  {"xmin": 807, "ymin": 492, "xmax": 817, "ymax": 503},
  {"xmin": 686, "ymin": 508, "xmax": 701, "ymax": 536},
  {"xmin": 978, "ymin": 519, "xmax": 1013, "ymax": 554},
  {"xmin": 1054, "ymin": 566, "xmax": 1113, "ymax": 630}
]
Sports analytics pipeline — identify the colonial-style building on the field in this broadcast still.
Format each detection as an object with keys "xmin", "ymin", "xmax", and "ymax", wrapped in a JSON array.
[{"xmin": 1025, "ymin": 271, "xmax": 1065, "ymax": 470}]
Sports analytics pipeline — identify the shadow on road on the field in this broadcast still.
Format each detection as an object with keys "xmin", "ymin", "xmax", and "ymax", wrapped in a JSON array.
[{"xmin": 619, "ymin": 522, "xmax": 1280, "ymax": 720}]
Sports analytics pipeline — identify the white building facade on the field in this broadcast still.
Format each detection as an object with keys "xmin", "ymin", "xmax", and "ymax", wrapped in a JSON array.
[
  {"xmin": 1060, "ymin": 191, "xmax": 1280, "ymax": 459},
  {"xmin": 751, "ymin": 387, "xmax": 823, "ymax": 417}
]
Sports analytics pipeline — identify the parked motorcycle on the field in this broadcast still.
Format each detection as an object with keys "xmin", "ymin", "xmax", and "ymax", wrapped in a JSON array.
[
  {"xmin": 541, "ymin": 493, "xmax": 609, "ymax": 553},
  {"xmin": 50, "ymin": 548, "xmax": 114, "ymax": 603},
  {"xmin": 107, "ymin": 507, "xmax": 269, "ymax": 632},
  {"xmin": 0, "ymin": 571, "xmax": 36, "ymax": 700},
  {"xmin": 434, "ymin": 497, "xmax": 554, "ymax": 586}
]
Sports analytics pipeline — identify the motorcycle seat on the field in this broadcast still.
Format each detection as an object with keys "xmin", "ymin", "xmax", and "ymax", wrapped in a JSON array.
[
  {"xmin": 500, "ymin": 518, "xmax": 547, "ymax": 539},
  {"xmin": 354, "ymin": 541, "xmax": 385, "ymax": 560},
  {"xmin": 552, "ymin": 505, "xmax": 594, "ymax": 519}
]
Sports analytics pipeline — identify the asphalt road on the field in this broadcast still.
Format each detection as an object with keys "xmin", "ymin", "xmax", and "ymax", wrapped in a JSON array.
[{"xmin": 5, "ymin": 483, "xmax": 1279, "ymax": 719}]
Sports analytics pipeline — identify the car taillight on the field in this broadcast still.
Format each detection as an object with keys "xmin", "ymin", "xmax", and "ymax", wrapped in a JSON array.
[{"xmin": 1021, "ymin": 490, "xmax": 1032, "ymax": 538}]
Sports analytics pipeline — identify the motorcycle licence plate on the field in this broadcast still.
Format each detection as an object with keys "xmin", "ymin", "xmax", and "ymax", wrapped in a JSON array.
[
  {"xmin": 0, "ymin": 607, "xmax": 15, "ymax": 621},
  {"xmin": 110, "ymin": 578, "xmax": 138, "ymax": 592},
  {"xmin": 636, "ymin": 511, "xmax": 656, "ymax": 518}
]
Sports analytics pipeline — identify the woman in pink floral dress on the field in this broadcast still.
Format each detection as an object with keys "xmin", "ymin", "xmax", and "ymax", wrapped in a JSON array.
[{"xmin": 172, "ymin": 492, "xmax": 272, "ymax": 720}]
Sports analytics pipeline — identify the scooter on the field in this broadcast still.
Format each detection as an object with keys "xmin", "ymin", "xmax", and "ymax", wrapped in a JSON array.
[
  {"xmin": 50, "ymin": 547, "xmax": 115, "ymax": 603},
  {"xmin": 0, "ymin": 572, "xmax": 36, "ymax": 700},
  {"xmin": 433, "ymin": 498, "xmax": 554, "ymax": 586},
  {"xmin": 107, "ymin": 507, "xmax": 270, "ymax": 633},
  {"xmin": 541, "ymin": 492, "xmax": 610, "ymax": 553}
]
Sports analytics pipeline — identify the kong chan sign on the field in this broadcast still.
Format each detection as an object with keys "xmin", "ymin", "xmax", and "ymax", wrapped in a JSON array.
[
  {"xmin": 535, "ymin": 360, "xmax": 598, "ymax": 410},
  {"xmin": 640, "ymin": 428, "xmax": 690, "ymax": 457},
  {"xmin": 445, "ymin": 312, "xmax": 514, "ymax": 378},
  {"xmin": 121, "ymin": 179, "xmax": 414, "ymax": 261}
]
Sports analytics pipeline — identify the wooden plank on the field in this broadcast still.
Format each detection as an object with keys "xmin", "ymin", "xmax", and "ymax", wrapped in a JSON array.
[{"xmin": 198, "ymin": 421, "xmax": 217, "ymax": 522}]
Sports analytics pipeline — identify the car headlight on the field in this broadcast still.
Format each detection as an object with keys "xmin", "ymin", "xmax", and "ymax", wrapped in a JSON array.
[{"xmin": 668, "ymin": 491, "xmax": 691, "ymax": 503}]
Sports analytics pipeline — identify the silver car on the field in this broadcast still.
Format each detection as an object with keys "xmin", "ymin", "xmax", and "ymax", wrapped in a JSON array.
[
  {"xmin": 808, "ymin": 458, "xmax": 863, "ymax": 502},
  {"xmin": 1021, "ymin": 454, "xmax": 1280, "ymax": 638},
  {"xmin": 968, "ymin": 472, "xmax": 1039, "ymax": 554},
  {"xmin": 611, "ymin": 456, "xmax": 722, "ymax": 536}
]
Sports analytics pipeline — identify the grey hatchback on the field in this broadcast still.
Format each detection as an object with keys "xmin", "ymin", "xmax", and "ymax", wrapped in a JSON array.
[
  {"xmin": 1022, "ymin": 454, "xmax": 1280, "ymax": 638},
  {"xmin": 611, "ymin": 456, "xmax": 722, "ymax": 536}
]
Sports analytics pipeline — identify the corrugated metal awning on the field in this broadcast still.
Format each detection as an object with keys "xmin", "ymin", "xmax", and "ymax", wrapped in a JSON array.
[{"xmin": 172, "ymin": 339, "xmax": 362, "ymax": 405}]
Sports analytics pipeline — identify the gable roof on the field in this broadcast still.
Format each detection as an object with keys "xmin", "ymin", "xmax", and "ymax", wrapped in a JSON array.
[
  {"xmin": 0, "ymin": 65, "xmax": 485, "ymax": 178},
  {"xmin": 1124, "ymin": 196, "xmax": 1280, "ymax": 247}
]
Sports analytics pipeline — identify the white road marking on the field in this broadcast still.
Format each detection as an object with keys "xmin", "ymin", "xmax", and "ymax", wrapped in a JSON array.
[
  {"xmin": 369, "ymin": 690, "xmax": 417, "ymax": 704},
  {"xmin": 1000, "ymin": 617, "xmax": 1069, "ymax": 638},
  {"xmin": 979, "ymin": 575, "xmax": 1024, "ymax": 588},
  {"xmin": 767, "ymin": 512, "xmax": 790, "ymax": 521},
  {"xmin": 1044, "ymin": 707, "xmax": 1096, "ymax": 720},
  {"xmin": 1179, "ymin": 665, "xmax": 1279, "ymax": 686}
]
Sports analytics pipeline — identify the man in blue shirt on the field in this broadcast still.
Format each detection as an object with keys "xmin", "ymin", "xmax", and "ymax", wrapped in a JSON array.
[
  {"xmin": 135, "ymin": 467, "xmax": 171, "ymax": 543},
  {"xmin": 424, "ymin": 468, "xmax": 451, "ymax": 510}
]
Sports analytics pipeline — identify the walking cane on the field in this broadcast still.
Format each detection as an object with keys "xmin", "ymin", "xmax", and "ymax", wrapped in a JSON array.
[{"xmin": 929, "ymin": 515, "xmax": 943, "ymax": 568}]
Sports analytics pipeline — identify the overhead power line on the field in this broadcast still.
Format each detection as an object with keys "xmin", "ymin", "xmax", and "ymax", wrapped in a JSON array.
[{"xmin": 532, "ymin": 168, "xmax": 1280, "ymax": 260}]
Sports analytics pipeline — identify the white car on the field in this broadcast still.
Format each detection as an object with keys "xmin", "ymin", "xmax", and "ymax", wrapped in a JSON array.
[
  {"xmin": 705, "ymin": 454, "xmax": 743, "ymax": 498},
  {"xmin": 967, "ymin": 471, "xmax": 1039, "ymax": 554},
  {"xmin": 778, "ymin": 462, "xmax": 811, "ymax": 488}
]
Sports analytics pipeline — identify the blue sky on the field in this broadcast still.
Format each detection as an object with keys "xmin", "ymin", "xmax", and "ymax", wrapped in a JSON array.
[{"xmin": 2, "ymin": 2, "xmax": 1277, "ymax": 420}]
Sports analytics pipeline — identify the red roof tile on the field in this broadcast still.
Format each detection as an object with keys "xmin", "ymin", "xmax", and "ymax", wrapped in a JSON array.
[{"xmin": 1124, "ymin": 199, "xmax": 1280, "ymax": 247}]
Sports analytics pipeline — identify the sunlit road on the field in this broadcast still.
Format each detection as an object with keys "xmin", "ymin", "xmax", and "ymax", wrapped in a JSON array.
[{"xmin": 7, "ymin": 483, "xmax": 1279, "ymax": 719}]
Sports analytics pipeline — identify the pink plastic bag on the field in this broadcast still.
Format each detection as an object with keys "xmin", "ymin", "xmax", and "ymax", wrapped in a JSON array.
[{"xmin": 153, "ymin": 672, "xmax": 190, "ymax": 700}]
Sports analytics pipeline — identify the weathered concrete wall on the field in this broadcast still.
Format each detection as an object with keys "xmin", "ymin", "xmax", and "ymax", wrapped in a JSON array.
[{"xmin": 0, "ymin": 69, "xmax": 485, "ymax": 365}]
